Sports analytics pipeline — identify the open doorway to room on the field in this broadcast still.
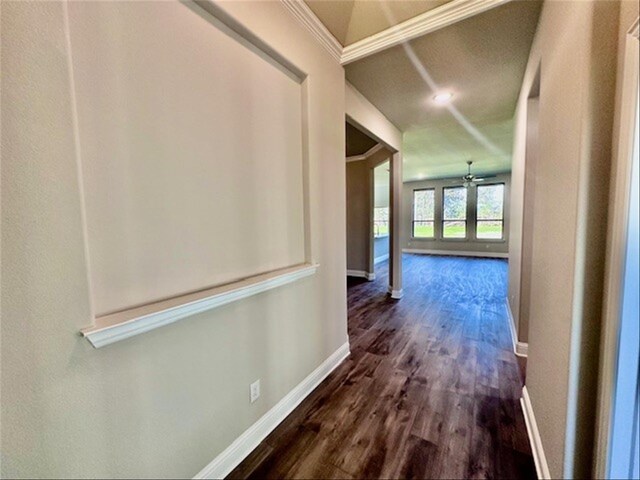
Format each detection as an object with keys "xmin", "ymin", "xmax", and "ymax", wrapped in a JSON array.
[
  {"xmin": 346, "ymin": 121, "xmax": 384, "ymax": 282},
  {"xmin": 345, "ymin": 119, "xmax": 401, "ymax": 296}
]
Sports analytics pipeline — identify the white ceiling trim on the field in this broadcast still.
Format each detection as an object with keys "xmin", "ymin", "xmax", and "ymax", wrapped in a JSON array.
[
  {"xmin": 340, "ymin": 0, "xmax": 512, "ymax": 65},
  {"xmin": 281, "ymin": 0, "xmax": 514, "ymax": 66},
  {"xmin": 280, "ymin": 0, "xmax": 343, "ymax": 62},
  {"xmin": 346, "ymin": 143, "xmax": 384, "ymax": 162}
]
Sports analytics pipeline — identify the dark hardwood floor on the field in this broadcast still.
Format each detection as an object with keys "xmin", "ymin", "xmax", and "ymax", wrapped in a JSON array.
[{"xmin": 229, "ymin": 254, "xmax": 536, "ymax": 479}]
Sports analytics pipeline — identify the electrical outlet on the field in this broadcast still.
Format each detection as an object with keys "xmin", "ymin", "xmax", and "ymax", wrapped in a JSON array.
[{"xmin": 250, "ymin": 380, "xmax": 260, "ymax": 403}]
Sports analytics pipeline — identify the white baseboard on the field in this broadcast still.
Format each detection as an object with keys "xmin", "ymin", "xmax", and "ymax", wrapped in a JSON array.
[
  {"xmin": 347, "ymin": 269, "xmax": 375, "ymax": 281},
  {"xmin": 387, "ymin": 286, "xmax": 404, "ymax": 299},
  {"xmin": 403, "ymin": 248, "xmax": 509, "ymax": 259},
  {"xmin": 374, "ymin": 253, "xmax": 389, "ymax": 265},
  {"xmin": 505, "ymin": 298, "xmax": 527, "ymax": 358},
  {"xmin": 516, "ymin": 341, "xmax": 529, "ymax": 356},
  {"xmin": 193, "ymin": 342, "xmax": 350, "ymax": 479},
  {"xmin": 521, "ymin": 386, "xmax": 551, "ymax": 479}
]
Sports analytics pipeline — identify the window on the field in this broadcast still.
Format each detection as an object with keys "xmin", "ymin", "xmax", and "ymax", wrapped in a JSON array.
[
  {"xmin": 413, "ymin": 189, "xmax": 435, "ymax": 238},
  {"xmin": 476, "ymin": 183, "xmax": 505, "ymax": 239},
  {"xmin": 443, "ymin": 187, "xmax": 467, "ymax": 238},
  {"xmin": 374, "ymin": 207, "xmax": 389, "ymax": 237}
]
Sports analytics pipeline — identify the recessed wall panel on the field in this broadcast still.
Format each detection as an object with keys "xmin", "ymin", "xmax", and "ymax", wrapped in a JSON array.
[{"xmin": 68, "ymin": 2, "xmax": 305, "ymax": 316}]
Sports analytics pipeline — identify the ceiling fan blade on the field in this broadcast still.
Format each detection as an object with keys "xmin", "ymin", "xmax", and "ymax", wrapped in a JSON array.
[
  {"xmin": 474, "ymin": 178, "xmax": 486, "ymax": 182},
  {"xmin": 475, "ymin": 174, "xmax": 497, "ymax": 180}
]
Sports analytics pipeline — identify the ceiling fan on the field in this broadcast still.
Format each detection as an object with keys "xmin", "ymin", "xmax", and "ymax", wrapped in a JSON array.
[{"xmin": 461, "ymin": 160, "xmax": 495, "ymax": 188}]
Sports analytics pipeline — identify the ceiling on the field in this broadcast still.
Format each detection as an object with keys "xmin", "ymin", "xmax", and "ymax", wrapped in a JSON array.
[
  {"xmin": 331, "ymin": 1, "xmax": 541, "ymax": 182},
  {"xmin": 346, "ymin": 122, "xmax": 378, "ymax": 157},
  {"xmin": 345, "ymin": 1, "xmax": 541, "ymax": 182},
  {"xmin": 305, "ymin": 1, "xmax": 451, "ymax": 46}
]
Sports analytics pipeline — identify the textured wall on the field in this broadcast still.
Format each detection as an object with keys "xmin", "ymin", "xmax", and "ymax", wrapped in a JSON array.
[
  {"xmin": 508, "ymin": 1, "xmax": 621, "ymax": 477},
  {"xmin": 1, "ymin": 1, "xmax": 348, "ymax": 477}
]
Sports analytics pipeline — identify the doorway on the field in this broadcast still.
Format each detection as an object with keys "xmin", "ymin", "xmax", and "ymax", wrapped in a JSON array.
[{"xmin": 373, "ymin": 161, "xmax": 390, "ymax": 270}]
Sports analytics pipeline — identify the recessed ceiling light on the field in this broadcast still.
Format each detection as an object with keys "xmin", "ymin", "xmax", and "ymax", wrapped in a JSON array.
[{"xmin": 433, "ymin": 92, "xmax": 453, "ymax": 104}]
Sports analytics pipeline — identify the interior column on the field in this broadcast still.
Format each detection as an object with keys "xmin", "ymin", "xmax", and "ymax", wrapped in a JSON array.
[{"xmin": 389, "ymin": 151, "xmax": 403, "ymax": 298}]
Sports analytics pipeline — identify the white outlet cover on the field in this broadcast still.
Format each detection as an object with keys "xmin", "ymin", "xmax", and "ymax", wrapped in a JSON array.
[{"xmin": 250, "ymin": 380, "xmax": 260, "ymax": 403}]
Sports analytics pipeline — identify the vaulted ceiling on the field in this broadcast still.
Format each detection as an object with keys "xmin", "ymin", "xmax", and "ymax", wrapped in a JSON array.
[
  {"xmin": 310, "ymin": 0, "xmax": 542, "ymax": 182},
  {"xmin": 305, "ymin": 0, "xmax": 451, "ymax": 46}
]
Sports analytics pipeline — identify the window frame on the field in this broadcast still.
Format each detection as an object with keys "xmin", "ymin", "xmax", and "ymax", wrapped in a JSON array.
[
  {"xmin": 442, "ymin": 185, "xmax": 468, "ymax": 240},
  {"xmin": 475, "ymin": 182, "xmax": 506, "ymax": 241},
  {"xmin": 411, "ymin": 188, "xmax": 436, "ymax": 239}
]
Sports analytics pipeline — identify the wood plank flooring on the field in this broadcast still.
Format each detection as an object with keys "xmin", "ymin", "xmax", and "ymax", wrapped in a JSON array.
[{"xmin": 229, "ymin": 254, "xmax": 536, "ymax": 479}]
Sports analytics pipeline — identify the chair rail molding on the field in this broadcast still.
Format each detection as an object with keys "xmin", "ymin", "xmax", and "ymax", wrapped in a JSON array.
[{"xmin": 81, "ymin": 264, "xmax": 318, "ymax": 348}]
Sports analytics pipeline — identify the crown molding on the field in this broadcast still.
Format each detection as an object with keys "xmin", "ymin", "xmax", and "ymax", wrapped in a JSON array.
[
  {"xmin": 341, "ymin": 0, "xmax": 512, "ymax": 65},
  {"xmin": 280, "ymin": 0, "xmax": 343, "ymax": 62},
  {"xmin": 281, "ymin": 0, "xmax": 512, "ymax": 65},
  {"xmin": 346, "ymin": 143, "xmax": 384, "ymax": 163}
]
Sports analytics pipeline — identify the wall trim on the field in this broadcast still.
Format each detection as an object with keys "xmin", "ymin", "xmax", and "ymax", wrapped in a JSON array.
[
  {"xmin": 340, "ymin": 0, "xmax": 512, "ymax": 64},
  {"xmin": 505, "ymin": 298, "xmax": 527, "ymax": 358},
  {"xmin": 281, "ymin": 0, "xmax": 509, "ymax": 66},
  {"xmin": 387, "ymin": 286, "xmax": 404, "ymax": 299},
  {"xmin": 346, "ymin": 143, "xmax": 384, "ymax": 163},
  {"xmin": 505, "ymin": 298, "xmax": 518, "ymax": 350},
  {"xmin": 81, "ymin": 263, "xmax": 318, "ymax": 348},
  {"xmin": 516, "ymin": 341, "xmax": 529, "ymax": 357},
  {"xmin": 374, "ymin": 253, "xmax": 389, "ymax": 265},
  {"xmin": 521, "ymin": 386, "xmax": 551, "ymax": 479},
  {"xmin": 403, "ymin": 248, "xmax": 508, "ymax": 259},
  {"xmin": 194, "ymin": 342, "xmax": 350, "ymax": 479},
  {"xmin": 347, "ymin": 269, "xmax": 375, "ymax": 281},
  {"xmin": 280, "ymin": 0, "xmax": 342, "ymax": 62}
]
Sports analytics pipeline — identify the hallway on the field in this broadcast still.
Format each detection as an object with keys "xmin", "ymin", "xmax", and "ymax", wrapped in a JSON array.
[{"xmin": 230, "ymin": 254, "xmax": 536, "ymax": 479}]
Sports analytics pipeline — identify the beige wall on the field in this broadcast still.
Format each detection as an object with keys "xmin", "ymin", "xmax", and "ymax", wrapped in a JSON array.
[
  {"xmin": 69, "ymin": 1, "xmax": 307, "ymax": 316},
  {"xmin": 346, "ymin": 160, "xmax": 373, "ymax": 273},
  {"xmin": 508, "ymin": 1, "xmax": 622, "ymax": 477},
  {"xmin": 595, "ymin": 2, "xmax": 639, "ymax": 475},
  {"xmin": 374, "ymin": 162, "xmax": 390, "ymax": 208},
  {"xmin": 402, "ymin": 174, "xmax": 511, "ymax": 255},
  {"xmin": 1, "ymin": 1, "xmax": 348, "ymax": 478}
]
